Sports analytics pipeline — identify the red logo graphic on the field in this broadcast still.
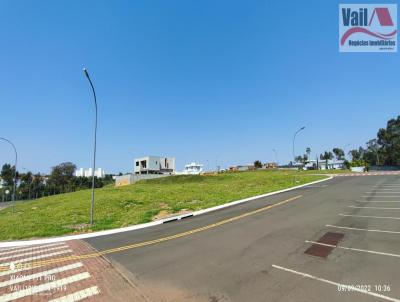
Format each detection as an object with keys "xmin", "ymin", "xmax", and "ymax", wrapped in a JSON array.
[{"xmin": 341, "ymin": 7, "xmax": 397, "ymax": 45}]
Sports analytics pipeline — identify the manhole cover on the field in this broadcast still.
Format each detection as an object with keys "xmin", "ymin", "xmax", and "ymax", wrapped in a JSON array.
[{"xmin": 305, "ymin": 232, "xmax": 344, "ymax": 258}]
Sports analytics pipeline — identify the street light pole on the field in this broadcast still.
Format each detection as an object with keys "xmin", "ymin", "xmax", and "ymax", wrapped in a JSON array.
[
  {"xmin": 0, "ymin": 137, "xmax": 17, "ymax": 213},
  {"xmin": 343, "ymin": 143, "xmax": 351, "ymax": 160},
  {"xmin": 292, "ymin": 126, "xmax": 305, "ymax": 164},
  {"xmin": 83, "ymin": 68, "xmax": 98, "ymax": 226},
  {"xmin": 272, "ymin": 148, "xmax": 278, "ymax": 165}
]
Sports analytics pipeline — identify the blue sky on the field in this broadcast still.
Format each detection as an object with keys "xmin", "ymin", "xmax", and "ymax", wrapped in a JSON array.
[{"xmin": 0, "ymin": 0, "xmax": 398, "ymax": 174}]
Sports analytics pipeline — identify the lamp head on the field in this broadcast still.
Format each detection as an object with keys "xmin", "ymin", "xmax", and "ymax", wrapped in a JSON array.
[{"xmin": 83, "ymin": 68, "xmax": 89, "ymax": 78}]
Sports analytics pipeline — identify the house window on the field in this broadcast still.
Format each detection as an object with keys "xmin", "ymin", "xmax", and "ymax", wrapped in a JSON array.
[{"xmin": 136, "ymin": 162, "xmax": 139, "ymax": 166}]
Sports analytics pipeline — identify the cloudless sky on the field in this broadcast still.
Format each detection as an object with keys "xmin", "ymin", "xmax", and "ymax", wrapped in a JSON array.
[{"xmin": 0, "ymin": 0, "xmax": 398, "ymax": 174}]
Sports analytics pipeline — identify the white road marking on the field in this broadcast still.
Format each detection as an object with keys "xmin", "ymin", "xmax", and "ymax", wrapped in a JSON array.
[
  {"xmin": 0, "ymin": 264, "xmax": 35, "ymax": 277},
  {"xmin": 0, "ymin": 245, "xmax": 69, "ymax": 261},
  {"xmin": 370, "ymin": 191, "xmax": 400, "ymax": 193},
  {"xmin": 0, "ymin": 262, "xmax": 83, "ymax": 288},
  {"xmin": 339, "ymin": 213, "xmax": 400, "ymax": 220},
  {"xmin": 0, "ymin": 242, "xmax": 66, "ymax": 255},
  {"xmin": 363, "ymin": 196, "xmax": 400, "ymax": 198},
  {"xmin": 0, "ymin": 272, "xmax": 90, "ymax": 302},
  {"xmin": 366, "ymin": 192, "xmax": 400, "ymax": 194},
  {"xmin": 326, "ymin": 225, "xmax": 400, "ymax": 234},
  {"xmin": 348, "ymin": 206, "xmax": 400, "ymax": 210},
  {"xmin": 373, "ymin": 186, "xmax": 400, "ymax": 188},
  {"xmin": 305, "ymin": 241, "xmax": 400, "ymax": 258},
  {"xmin": 1, "ymin": 249, "xmax": 72, "ymax": 267},
  {"xmin": 48, "ymin": 286, "xmax": 100, "ymax": 302},
  {"xmin": 272, "ymin": 264, "xmax": 400, "ymax": 302},
  {"xmin": 356, "ymin": 200, "xmax": 400, "ymax": 203}
]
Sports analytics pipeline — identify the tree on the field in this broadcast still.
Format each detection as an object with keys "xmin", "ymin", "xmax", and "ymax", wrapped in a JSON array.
[
  {"xmin": 320, "ymin": 151, "xmax": 333, "ymax": 169},
  {"xmin": 254, "ymin": 160, "xmax": 262, "ymax": 169},
  {"xmin": 332, "ymin": 148, "xmax": 345, "ymax": 160},
  {"xmin": 20, "ymin": 171, "xmax": 33, "ymax": 200},
  {"xmin": 348, "ymin": 149, "xmax": 362, "ymax": 161},
  {"xmin": 31, "ymin": 174, "xmax": 45, "ymax": 199},
  {"xmin": 48, "ymin": 162, "xmax": 77, "ymax": 193},
  {"xmin": 364, "ymin": 139, "xmax": 381, "ymax": 165},
  {"xmin": 294, "ymin": 156, "xmax": 303, "ymax": 163},
  {"xmin": 1, "ymin": 164, "xmax": 16, "ymax": 187},
  {"xmin": 376, "ymin": 116, "xmax": 400, "ymax": 165}
]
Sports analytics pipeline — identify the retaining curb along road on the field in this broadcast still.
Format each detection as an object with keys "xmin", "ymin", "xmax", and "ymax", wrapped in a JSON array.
[{"xmin": 0, "ymin": 176, "xmax": 333, "ymax": 248}]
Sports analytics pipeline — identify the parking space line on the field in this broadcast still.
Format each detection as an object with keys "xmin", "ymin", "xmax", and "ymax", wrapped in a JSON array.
[
  {"xmin": 356, "ymin": 201, "xmax": 400, "ymax": 203},
  {"xmin": 48, "ymin": 286, "xmax": 100, "ymax": 302},
  {"xmin": 326, "ymin": 225, "xmax": 400, "ymax": 234},
  {"xmin": 338, "ymin": 213, "xmax": 400, "ymax": 220},
  {"xmin": 305, "ymin": 241, "xmax": 400, "ymax": 259},
  {"xmin": 272, "ymin": 265, "xmax": 400, "ymax": 302},
  {"xmin": 373, "ymin": 186, "xmax": 400, "ymax": 188},
  {"xmin": 372, "ymin": 185, "xmax": 400, "ymax": 187},
  {"xmin": 348, "ymin": 206, "xmax": 400, "ymax": 210},
  {"xmin": 369, "ymin": 190, "xmax": 400, "ymax": 192},
  {"xmin": 363, "ymin": 196, "xmax": 400, "ymax": 198},
  {"xmin": 366, "ymin": 192, "xmax": 400, "ymax": 194}
]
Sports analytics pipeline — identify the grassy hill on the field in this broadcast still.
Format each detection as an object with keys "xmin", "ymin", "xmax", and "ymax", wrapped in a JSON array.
[{"xmin": 0, "ymin": 170, "xmax": 327, "ymax": 240}]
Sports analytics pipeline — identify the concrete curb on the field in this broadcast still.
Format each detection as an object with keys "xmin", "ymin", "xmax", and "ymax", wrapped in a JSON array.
[{"xmin": 0, "ymin": 176, "xmax": 333, "ymax": 247}]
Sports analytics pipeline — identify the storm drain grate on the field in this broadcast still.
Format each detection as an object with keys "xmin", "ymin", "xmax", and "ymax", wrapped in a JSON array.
[{"xmin": 304, "ymin": 232, "xmax": 344, "ymax": 258}]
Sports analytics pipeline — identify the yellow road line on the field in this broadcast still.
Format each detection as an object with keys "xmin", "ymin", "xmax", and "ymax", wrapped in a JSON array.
[{"xmin": 0, "ymin": 195, "xmax": 302, "ymax": 272}]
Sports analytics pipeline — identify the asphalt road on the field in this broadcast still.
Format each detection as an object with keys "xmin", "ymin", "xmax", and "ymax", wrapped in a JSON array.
[{"xmin": 85, "ymin": 175, "xmax": 400, "ymax": 302}]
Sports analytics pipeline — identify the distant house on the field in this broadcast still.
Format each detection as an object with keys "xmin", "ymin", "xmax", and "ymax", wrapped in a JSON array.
[
  {"xmin": 262, "ymin": 162, "xmax": 278, "ymax": 169},
  {"xmin": 229, "ymin": 165, "xmax": 255, "ymax": 172},
  {"xmin": 75, "ymin": 168, "xmax": 106, "ymax": 178},
  {"xmin": 134, "ymin": 156, "xmax": 175, "ymax": 175},
  {"xmin": 181, "ymin": 162, "xmax": 203, "ymax": 175},
  {"xmin": 303, "ymin": 159, "xmax": 345, "ymax": 170},
  {"xmin": 115, "ymin": 174, "xmax": 134, "ymax": 187}
]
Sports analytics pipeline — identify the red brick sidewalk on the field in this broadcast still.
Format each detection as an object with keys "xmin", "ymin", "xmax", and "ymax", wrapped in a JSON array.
[{"xmin": 0, "ymin": 240, "xmax": 149, "ymax": 302}]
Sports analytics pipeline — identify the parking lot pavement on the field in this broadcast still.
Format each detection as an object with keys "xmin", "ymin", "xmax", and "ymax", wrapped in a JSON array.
[
  {"xmin": 0, "ymin": 240, "xmax": 146, "ymax": 302},
  {"xmin": 272, "ymin": 176, "xmax": 400, "ymax": 302}
]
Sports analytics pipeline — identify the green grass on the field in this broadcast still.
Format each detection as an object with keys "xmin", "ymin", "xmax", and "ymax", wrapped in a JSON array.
[{"xmin": 0, "ymin": 170, "xmax": 327, "ymax": 240}]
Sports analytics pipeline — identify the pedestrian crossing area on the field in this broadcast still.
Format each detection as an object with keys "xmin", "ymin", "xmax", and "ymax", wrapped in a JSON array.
[{"xmin": 0, "ymin": 241, "xmax": 100, "ymax": 301}]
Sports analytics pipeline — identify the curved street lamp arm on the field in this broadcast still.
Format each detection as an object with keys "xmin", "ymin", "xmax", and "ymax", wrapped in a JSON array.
[{"xmin": 292, "ymin": 126, "xmax": 306, "ymax": 163}]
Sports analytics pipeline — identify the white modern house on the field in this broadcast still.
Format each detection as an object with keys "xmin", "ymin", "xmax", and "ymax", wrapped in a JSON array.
[
  {"xmin": 181, "ymin": 162, "xmax": 203, "ymax": 175},
  {"xmin": 303, "ymin": 159, "xmax": 345, "ymax": 170},
  {"xmin": 75, "ymin": 168, "xmax": 106, "ymax": 178},
  {"xmin": 134, "ymin": 156, "xmax": 175, "ymax": 175}
]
